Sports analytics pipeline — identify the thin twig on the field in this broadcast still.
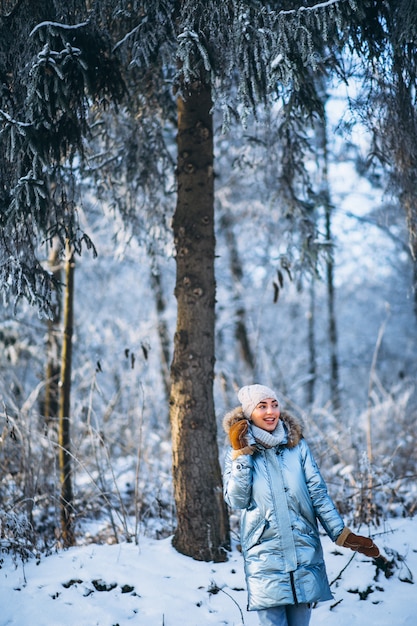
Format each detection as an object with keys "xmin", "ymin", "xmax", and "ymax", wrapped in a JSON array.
[
  {"xmin": 329, "ymin": 552, "xmax": 356, "ymax": 586},
  {"xmin": 220, "ymin": 588, "xmax": 245, "ymax": 623}
]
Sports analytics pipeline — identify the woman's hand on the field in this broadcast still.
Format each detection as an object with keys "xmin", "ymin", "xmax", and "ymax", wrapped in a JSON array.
[
  {"xmin": 229, "ymin": 420, "xmax": 256, "ymax": 458},
  {"xmin": 229, "ymin": 419, "xmax": 250, "ymax": 449},
  {"xmin": 337, "ymin": 528, "xmax": 380, "ymax": 558}
]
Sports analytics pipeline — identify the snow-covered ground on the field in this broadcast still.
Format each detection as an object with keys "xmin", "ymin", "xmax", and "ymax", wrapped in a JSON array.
[{"xmin": 0, "ymin": 516, "xmax": 415, "ymax": 626}]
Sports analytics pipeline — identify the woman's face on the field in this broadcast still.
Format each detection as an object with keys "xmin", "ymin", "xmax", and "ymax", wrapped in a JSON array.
[{"xmin": 250, "ymin": 398, "xmax": 280, "ymax": 431}]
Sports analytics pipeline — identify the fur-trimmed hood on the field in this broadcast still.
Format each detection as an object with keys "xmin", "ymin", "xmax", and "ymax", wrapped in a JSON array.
[{"xmin": 223, "ymin": 406, "xmax": 303, "ymax": 450}]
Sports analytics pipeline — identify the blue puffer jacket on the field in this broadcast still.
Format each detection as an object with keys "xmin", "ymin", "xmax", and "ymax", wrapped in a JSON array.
[{"xmin": 223, "ymin": 407, "xmax": 345, "ymax": 611}]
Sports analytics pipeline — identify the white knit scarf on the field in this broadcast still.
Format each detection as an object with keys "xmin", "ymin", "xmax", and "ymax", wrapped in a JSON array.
[{"xmin": 251, "ymin": 419, "xmax": 286, "ymax": 448}]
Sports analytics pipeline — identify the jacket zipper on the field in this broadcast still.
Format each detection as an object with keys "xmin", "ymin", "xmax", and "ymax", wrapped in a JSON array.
[{"xmin": 290, "ymin": 571, "xmax": 298, "ymax": 604}]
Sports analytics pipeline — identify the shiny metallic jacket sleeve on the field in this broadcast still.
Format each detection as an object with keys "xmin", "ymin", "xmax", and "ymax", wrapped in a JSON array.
[
  {"xmin": 300, "ymin": 440, "xmax": 345, "ymax": 542},
  {"xmin": 223, "ymin": 446, "xmax": 254, "ymax": 510}
]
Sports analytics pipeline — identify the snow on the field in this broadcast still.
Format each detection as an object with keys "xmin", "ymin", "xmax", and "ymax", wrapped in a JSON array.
[{"xmin": 1, "ymin": 517, "xmax": 415, "ymax": 626}]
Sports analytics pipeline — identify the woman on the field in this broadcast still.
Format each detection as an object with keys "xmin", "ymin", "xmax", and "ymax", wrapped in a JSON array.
[{"xmin": 223, "ymin": 384, "xmax": 380, "ymax": 626}]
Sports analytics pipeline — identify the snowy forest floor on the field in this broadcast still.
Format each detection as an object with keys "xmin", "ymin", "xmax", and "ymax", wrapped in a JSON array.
[{"xmin": 0, "ymin": 516, "xmax": 415, "ymax": 626}]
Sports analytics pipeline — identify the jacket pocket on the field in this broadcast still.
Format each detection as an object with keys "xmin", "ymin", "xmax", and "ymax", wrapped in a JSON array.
[{"xmin": 244, "ymin": 518, "xmax": 269, "ymax": 552}]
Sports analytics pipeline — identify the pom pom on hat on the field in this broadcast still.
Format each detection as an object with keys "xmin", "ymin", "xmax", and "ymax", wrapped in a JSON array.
[{"xmin": 238, "ymin": 384, "xmax": 279, "ymax": 418}]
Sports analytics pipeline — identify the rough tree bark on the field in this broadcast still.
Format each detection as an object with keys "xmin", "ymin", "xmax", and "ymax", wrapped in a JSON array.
[{"xmin": 170, "ymin": 81, "xmax": 230, "ymax": 562}]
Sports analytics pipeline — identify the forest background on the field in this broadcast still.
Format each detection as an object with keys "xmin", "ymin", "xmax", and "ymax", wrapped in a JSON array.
[{"xmin": 0, "ymin": 0, "xmax": 416, "ymax": 565}]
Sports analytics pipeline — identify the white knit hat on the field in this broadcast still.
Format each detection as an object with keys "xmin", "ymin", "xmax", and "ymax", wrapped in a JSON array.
[{"xmin": 237, "ymin": 384, "xmax": 279, "ymax": 418}]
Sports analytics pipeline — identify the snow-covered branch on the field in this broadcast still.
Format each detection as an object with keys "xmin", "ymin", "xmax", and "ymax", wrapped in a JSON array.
[
  {"xmin": 30, "ymin": 20, "xmax": 89, "ymax": 38},
  {"xmin": 0, "ymin": 108, "xmax": 31, "ymax": 127},
  {"xmin": 278, "ymin": 0, "xmax": 349, "ymax": 17}
]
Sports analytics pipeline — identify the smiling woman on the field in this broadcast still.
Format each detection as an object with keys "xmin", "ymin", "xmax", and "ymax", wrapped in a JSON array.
[
  {"xmin": 222, "ymin": 384, "xmax": 381, "ymax": 626},
  {"xmin": 248, "ymin": 397, "xmax": 280, "ymax": 432}
]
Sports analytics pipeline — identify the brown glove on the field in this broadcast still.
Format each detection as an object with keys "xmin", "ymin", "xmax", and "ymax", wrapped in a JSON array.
[
  {"xmin": 229, "ymin": 420, "xmax": 256, "ymax": 459},
  {"xmin": 336, "ymin": 527, "xmax": 380, "ymax": 558}
]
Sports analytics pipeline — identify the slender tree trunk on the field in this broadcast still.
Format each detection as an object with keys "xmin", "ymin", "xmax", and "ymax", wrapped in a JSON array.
[
  {"xmin": 170, "ymin": 81, "xmax": 229, "ymax": 562},
  {"xmin": 363, "ymin": 318, "xmax": 387, "ymax": 524},
  {"xmin": 58, "ymin": 241, "xmax": 75, "ymax": 546},
  {"xmin": 221, "ymin": 213, "xmax": 255, "ymax": 373},
  {"xmin": 43, "ymin": 239, "xmax": 62, "ymax": 424},
  {"xmin": 149, "ymin": 260, "xmax": 171, "ymax": 401},
  {"xmin": 316, "ymin": 87, "xmax": 341, "ymax": 411},
  {"xmin": 413, "ymin": 257, "xmax": 417, "ymax": 319},
  {"xmin": 391, "ymin": 54, "xmax": 417, "ymax": 323},
  {"xmin": 325, "ymin": 206, "xmax": 340, "ymax": 412},
  {"xmin": 403, "ymin": 195, "xmax": 417, "ymax": 320},
  {"xmin": 306, "ymin": 279, "xmax": 316, "ymax": 405}
]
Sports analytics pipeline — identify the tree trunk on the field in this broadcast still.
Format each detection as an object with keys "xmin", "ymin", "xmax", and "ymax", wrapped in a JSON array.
[
  {"xmin": 325, "ymin": 206, "xmax": 341, "ymax": 412},
  {"xmin": 58, "ymin": 241, "xmax": 75, "ymax": 547},
  {"xmin": 413, "ymin": 257, "xmax": 417, "ymax": 320},
  {"xmin": 306, "ymin": 279, "xmax": 316, "ymax": 406},
  {"xmin": 315, "ymin": 86, "xmax": 341, "ymax": 412},
  {"xmin": 391, "ymin": 54, "xmax": 417, "ymax": 323},
  {"xmin": 221, "ymin": 213, "xmax": 256, "ymax": 373},
  {"xmin": 43, "ymin": 239, "xmax": 62, "ymax": 424},
  {"xmin": 170, "ymin": 82, "xmax": 230, "ymax": 562},
  {"xmin": 403, "ymin": 194, "xmax": 417, "ymax": 321},
  {"xmin": 149, "ymin": 260, "xmax": 171, "ymax": 401}
]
